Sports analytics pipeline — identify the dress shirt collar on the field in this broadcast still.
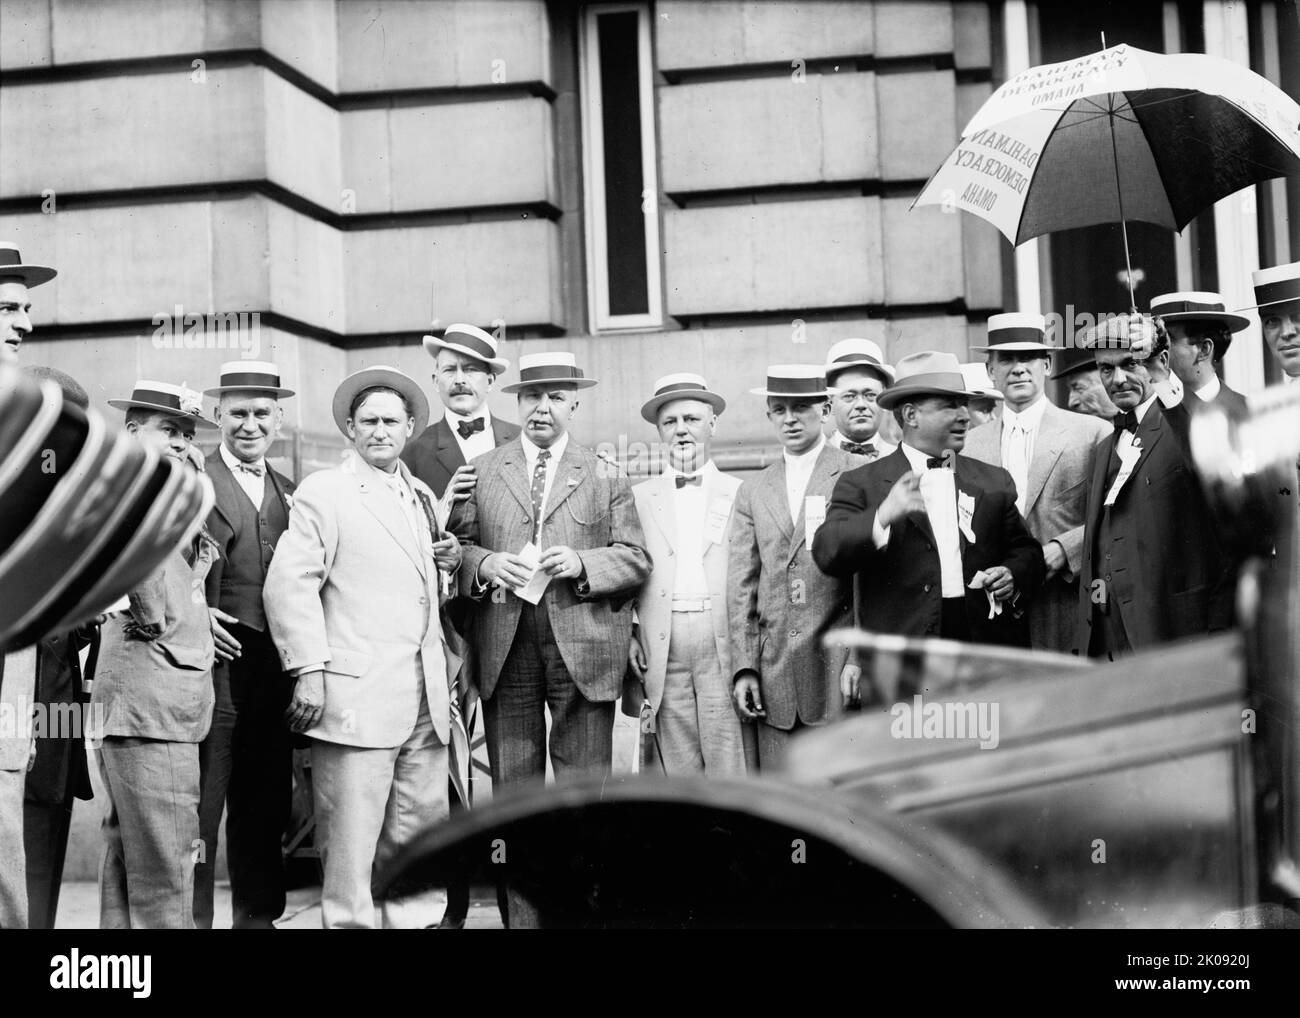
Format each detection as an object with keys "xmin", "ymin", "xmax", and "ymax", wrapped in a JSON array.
[
  {"xmin": 521, "ymin": 430, "xmax": 569, "ymax": 467},
  {"xmin": 783, "ymin": 434, "xmax": 826, "ymax": 468},
  {"xmin": 898, "ymin": 442, "xmax": 949, "ymax": 474},
  {"xmin": 1193, "ymin": 374, "xmax": 1221, "ymax": 402},
  {"xmin": 219, "ymin": 441, "xmax": 265, "ymax": 474},
  {"xmin": 444, "ymin": 406, "xmax": 489, "ymax": 428},
  {"xmin": 664, "ymin": 459, "xmax": 717, "ymax": 484},
  {"xmin": 1001, "ymin": 394, "xmax": 1048, "ymax": 432}
]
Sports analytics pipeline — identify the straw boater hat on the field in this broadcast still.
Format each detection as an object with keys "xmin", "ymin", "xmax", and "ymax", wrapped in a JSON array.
[
  {"xmin": 640, "ymin": 372, "xmax": 726, "ymax": 423},
  {"xmin": 204, "ymin": 360, "xmax": 295, "ymax": 398},
  {"xmin": 823, "ymin": 338, "xmax": 895, "ymax": 386},
  {"xmin": 749, "ymin": 364, "xmax": 832, "ymax": 398},
  {"xmin": 500, "ymin": 351, "xmax": 598, "ymax": 393},
  {"xmin": 0, "ymin": 242, "xmax": 56, "ymax": 288},
  {"xmin": 422, "ymin": 323, "xmax": 510, "ymax": 375},
  {"xmin": 1246, "ymin": 261, "xmax": 1300, "ymax": 312},
  {"xmin": 1150, "ymin": 292, "xmax": 1247, "ymax": 362},
  {"xmin": 877, "ymin": 352, "xmax": 970, "ymax": 411},
  {"xmin": 958, "ymin": 362, "xmax": 1005, "ymax": 402},
  {"xmin": 107, "ymin": 380, "xmax": 218, "ymax": 429},
  {"xmin": 970, "ymin": 312, "xmax": 1054, "ymax": 354},
  {"xmin": 331, "ymin": 365, "xmax": 430, "ymax": 438}
]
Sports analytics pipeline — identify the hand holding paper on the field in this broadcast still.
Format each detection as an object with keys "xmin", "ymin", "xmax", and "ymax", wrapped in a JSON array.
[{"xmin": 969, "ymin": 566, "xmax": 1015, "ymax": 619}]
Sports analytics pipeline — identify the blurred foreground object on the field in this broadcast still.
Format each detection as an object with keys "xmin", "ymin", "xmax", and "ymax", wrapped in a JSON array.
[{"xmin": 0, "ymin": 364, "xmax": 213, "ymax": 653}]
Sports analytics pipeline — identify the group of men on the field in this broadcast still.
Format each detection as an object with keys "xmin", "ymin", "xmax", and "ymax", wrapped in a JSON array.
[{"xmin": 2, "ymin": 228, "xmax": 1300, "ymax": 928}]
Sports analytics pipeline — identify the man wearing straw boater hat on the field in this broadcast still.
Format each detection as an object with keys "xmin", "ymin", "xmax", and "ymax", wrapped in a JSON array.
[
  {"xmin": 962, "ymin": 314, "xmax": 1109, "ymax": 653},
  {"xmin": 813, "ymin": 352, "xmax": 1043, "ymax": 653},
  {"xmin": 1249, "ymin": 260, "xmax": 1300, "ymax": 384},
  {"xmin": 192, "ymin": 361, "xmax": 297, "ymax": 929},
  {"xmin": 93, "ymin": 380, "xmax": 220, "ymax": 928},
  {"xmin": 626, "ymin": 373, "xmax": 745, "ymax": 776},
  {"xmin": 1148, "ymin": 291, "xmax": 1250, "ymax": 414},
  {"xmin": 264, "ymin": 366, "xmax": 465, "ymax": 929},
  {"xmin": 402, "ymin": 323, "xmax": 520, "ymax": 513},
  {"xmin": 454, "ymin": 351, "xmax": 649, "ymax": 925},
  {"xmin": 0, "ymin": 242, "xmax": 58, "ymax": 928},
  {"xmin": 401, "ymin": 324, "xmax": 518, "ymax": 928},
  {"xmin": 823, "ymin": 338, "xmax": 897, "ymax": 460},
  {"xmin": 728, "ymin": 366, "xmax": 865, "ymax": 770},
  {"xmin": 1074, "ymin": 323, "xmax": 1234, "ymax": 659}
]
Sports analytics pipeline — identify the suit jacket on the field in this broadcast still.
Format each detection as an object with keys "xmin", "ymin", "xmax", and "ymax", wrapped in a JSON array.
[
  {"xmin": 92, "ymin": 546, "xmax": 217, "ymax": 743},
  {"xmin": 401, "ymin": 414, "xmax": 522, "ymax": 499},
  {"xmin": 265, "ymin": 455, "xmax": 462, "ymax": 748},
  {"xmin": 962, "ymin": 401, "xmax": 1109, "ymax": 652},
  {"xmin": 454, "ymin": 436, "xmax": 651, "ymax": 702},
  {"xmin": 0, "ymin": 648, "xmax": 36, "ymax": 771},
  {"xmin": 25, "ymin": 630, "xmax": 95, "ymax": 804},
  {"xmin": 202, "ymin": 449, "xmax": 296, "ymax": 618},
  {"xmin": 727, "ymin": 444, "xmax": 862, "ymax": 731},
  {"xmin": 1214, "ymin": 380, "xmax": 1248, "ymax": 417},
  {"xmin": 631, "ymin": 466, "xmax": 742, "ymax": 711},
  {"xmin": 812, "ymin": 448, "xmax": 1045, "ymax": 647},
  {"xmin": 1075, "ymin": 400, "xmax": 1234, "ymax": 653}
]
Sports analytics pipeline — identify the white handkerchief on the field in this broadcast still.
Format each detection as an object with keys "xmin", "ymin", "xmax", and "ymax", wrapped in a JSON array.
[
  {"xmin": 804, "ymin": 495, "xmax": 827, "ymax": 548},
  {"xmin": 511, "ymin": 541, "xmax": 552, "ymax": 605},
  {"xmin": 969, "ymin": 570, "xmax": 1002, "ymax": 620},
  {"xmin": 957, "ymin": 490, "xmax": 976, "ymax": 544}
]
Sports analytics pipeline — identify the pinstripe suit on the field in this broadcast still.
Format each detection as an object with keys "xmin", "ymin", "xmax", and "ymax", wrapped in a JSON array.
[{"xmin": 727, "ymin": 443, "xmax": 862, "ymax": 768}]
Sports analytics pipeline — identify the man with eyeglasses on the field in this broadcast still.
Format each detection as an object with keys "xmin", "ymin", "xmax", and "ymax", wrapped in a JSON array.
[
  {"xmin": 1073, "ymin": 325, "xmax": 1233, "ymax": 659},
  {"xmin": 400, "ymin": 323, "xmax": 518, "ymax": 929},
  {"xmin": 727, "ymin": 366, "xmax": 865, "ymax": 771},
  {"xmin": 822, "ymin": 338, "xmax": 896, "ymax": 460}
]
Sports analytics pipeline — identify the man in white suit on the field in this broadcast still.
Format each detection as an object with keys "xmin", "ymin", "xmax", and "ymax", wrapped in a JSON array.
[
  {"xmin": 627, "ymin": 374, "xmax": 744, "ymax": 775},
  {"xmin": 264, "ymin": 367, "xmax": 463, "ymax": 929},
  {"xmin": 961, "ymin": 313, "xmax": 1109, "ymax": 653}
]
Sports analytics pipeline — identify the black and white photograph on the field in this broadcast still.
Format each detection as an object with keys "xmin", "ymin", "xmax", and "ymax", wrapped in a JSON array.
[{"xmin": 1, "ymin": 0, "xmax": 1298, "ymax": 995}]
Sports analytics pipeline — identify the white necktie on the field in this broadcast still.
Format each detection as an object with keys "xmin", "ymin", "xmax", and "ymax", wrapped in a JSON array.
[{"xmin": 1007, "ymin": 422, "xmax": 1029, "ymax": 515}]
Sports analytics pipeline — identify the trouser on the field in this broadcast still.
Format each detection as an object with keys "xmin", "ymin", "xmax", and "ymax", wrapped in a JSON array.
[
  {"xmin": 484, "ymin": 601, "xmax": 615, "ymax": 927},
  {"xmin": 97, "ymin": 737, "xmax": 201, "ymax": 930},
  {"xmin": 311, "ymin": 691, "xmax": 449, "ymax": 929},
  {"xmin": 195, "ymin": 626, "xmax": 294, "ymax": 929},
  {"xmin": 23, "ymin": 795, "xmax": 74, "ymax": 929},
  {"xmin": 744, "ymin": 717, "xmax": 808, "ymax": 774},
  {"xmin": 1088, "ymin": 601, "xmax": 1132, "ymax": 661},
  {"xmin": 0, "ymin": 767, "xmax": 26, "ymax": 929},
  {"xmin": 652, "ymin": 609, "xmax": 745, "ymax": 776}
]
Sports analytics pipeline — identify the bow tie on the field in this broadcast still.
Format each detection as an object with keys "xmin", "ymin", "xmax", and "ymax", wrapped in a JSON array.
[
  {"xmin": 456, "ymin": 417, "xmax": 486, "ymax": 439},
  {"xmin": 842, "ymin": 442, "xmax": 878, "ymax": 459},
  {"xmin": 235, "ymin": 461, "xmax": 264, "ymax": 477},
  {"xmin": 1113, "ymin": 410, "xmax": 1138, "ymax": 434},
  {"xmin": 926, "ymin": 456, "xmax": 951, "ymax": 470},
  {"xmin": 675, "ymin": 474, "xmax": 702, "ymax": 488}
]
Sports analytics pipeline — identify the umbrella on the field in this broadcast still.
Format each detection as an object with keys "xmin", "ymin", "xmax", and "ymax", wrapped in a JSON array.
[{"xmin": 912, "ymin": 42, "xmax": 1300, "ymax": 308}]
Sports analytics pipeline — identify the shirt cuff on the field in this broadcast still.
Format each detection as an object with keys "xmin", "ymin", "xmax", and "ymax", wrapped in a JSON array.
[
  {"xmin": 290, "ymin": 663, "xmax": 325, "ymax": 678},
  {"xmin": 872, "ymin": 515, "xmax": 891, "ymax": 550}
]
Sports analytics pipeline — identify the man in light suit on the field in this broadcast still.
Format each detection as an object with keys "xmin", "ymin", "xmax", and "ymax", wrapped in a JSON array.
[
  {"xmin": 94, "ymin": 380, "xmax": 220, "ymax": 929},
  {"xmin": 962, "ymin": 314, "xmax": 1109, "ymax": 653},
  {"xmin": 265, "ymin": 366, "xmax": 464, "ymax": 929},
  {"xmin": 400, "ymin": 323, "xmax": 517, "ymax": 928},
  {"xmin": 1150, "ymin": 292, "xmax": 1249, "ymax": 415},
  {"xmin": 627, "ymin": 373, "xmax": 744, "ymax": 775},
  {"xmin": 1075, "ymin": 328, "xmax": 1234, "ymax": 659},
  {"xmin": 813, "ymin": 352, "xmax": 1045, "ymax": 651},
  {"xmin": 401, "ymin": 324, "xmax": 520, "ymax": 515},
  {"xmin": 728, "ymin": 365, "xmax": 864, "ymax": 771},
  {"xmin": 195, "ymin": 361, "xmax": 297, "ymax": 929},
  {"xmin": 0, "ymin": 242, "xmax": 56, "ymax": 928},
  {"xmin": 823, "ymin": 338, "xmax": 896, "ymax": 460}
]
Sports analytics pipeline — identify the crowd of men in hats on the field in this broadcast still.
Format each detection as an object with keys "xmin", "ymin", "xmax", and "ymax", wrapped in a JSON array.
[{"xmin": 2, "ymin": 233, "xmax": 1300, "ymax": 929}]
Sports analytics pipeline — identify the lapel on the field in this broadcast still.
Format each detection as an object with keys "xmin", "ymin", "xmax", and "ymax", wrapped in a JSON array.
[
  {"xmin": 352, "ymin": 457, "xmax": 427, "ymax": 579},
  {"xmin": 878, "ymin": 447, "xmax": 936, "ymax": 547},
  {"xmin": 1126, "ymin": 399, "xmax": 1167, "ymax": 485},
  {"xmin": 490, "ymin": 415, "xmax": 520, "ymax": 448},
  {"xmin": 786, "ymin": 444, "xmax": 842, "ymax": 564},
  {"xmin": 646, "ymin": 472, "xmax": 677, "ymax": 548},
  {"xmin": 757, "ymin": 457, "xmax": 794, "ymax": 541},
  {"xmin": 204, "ymin": 450, "xmax": 241, "ymax": 532},
  {"xmin": 433, "ymin": 416, "xmax": 467, "ymax": 482},
  {"xmin": 1024, "ymin": 402, "xmax": 1065, "ymax": 515},
  {"xmin": 494, "ymin": 439, "xmax": 536, "ymax": 516},
  {"xmin": 542, "ymin": 438, "xmax": 587, "ymax": 523}
]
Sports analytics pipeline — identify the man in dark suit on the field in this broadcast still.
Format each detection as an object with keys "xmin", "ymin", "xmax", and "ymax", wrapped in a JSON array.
[
  {"xmin": 195, "ymin": 361, "xmax": 297, "ymax": 929},
  {"xmin": 1075, "ymin": 326, "xmax": 1234, "ymax": 659},
  {"xmin": 401, "ymin": 323, "xmax": 520, "ymax": 518},
  {"xmin": 401, "ymin": 324, "xmax": 518, "ymax": 928},
  {"xmin": 813, "ymin": 352, "xmax": 1045, "ymax": 650},
  {"xmin": 454, "ymin": 351, "xmax": 650, "ymax": 925},
  {"xmin": 1151, "ymin": 291, "xmax": 1250, "ymax": 416}
]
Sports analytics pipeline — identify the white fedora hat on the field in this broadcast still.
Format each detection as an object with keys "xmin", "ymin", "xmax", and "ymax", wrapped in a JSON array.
[
  {"xmin": 422, "ymin": 323, "xmax": 509, "ymax": 375},
  {"xmin": 877, "ymin": 351, "xmax": 970, "ymax": 410},
  {"xmin": 824, "ymin": 338, "xmax": 895, "ymax": 386},
  {"xmin": 331, "ymin": 366, "xmax": 430, "ymax": 437}
]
